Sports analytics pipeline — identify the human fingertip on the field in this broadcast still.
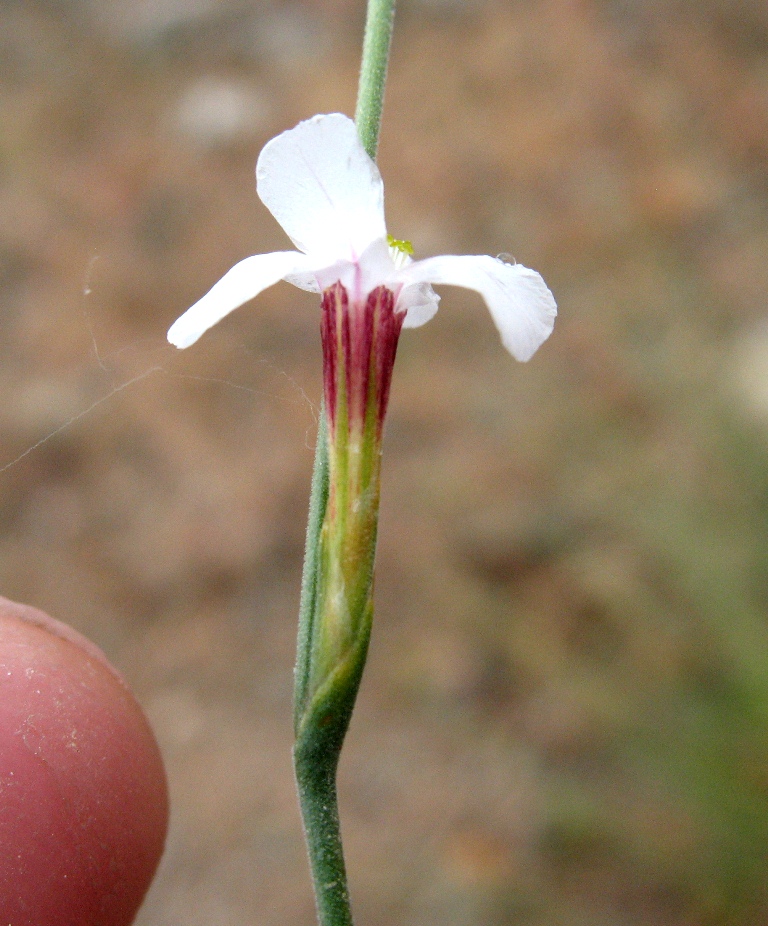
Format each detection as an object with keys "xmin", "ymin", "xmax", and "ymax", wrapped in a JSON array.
[{"xmin": 0, "ymin": 596, "xmax": 168, "ymax": 926}]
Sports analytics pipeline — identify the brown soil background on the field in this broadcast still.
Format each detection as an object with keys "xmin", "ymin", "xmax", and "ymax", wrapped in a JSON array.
[{"xmin": 3, "ymin": 1, "xmax": 768, "ymax": 924}]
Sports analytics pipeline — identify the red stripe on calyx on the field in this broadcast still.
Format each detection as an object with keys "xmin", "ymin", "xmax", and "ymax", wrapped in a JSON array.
[{"xmin": 320, "ymin": 282, "xmax": 403, "ymax": 439}]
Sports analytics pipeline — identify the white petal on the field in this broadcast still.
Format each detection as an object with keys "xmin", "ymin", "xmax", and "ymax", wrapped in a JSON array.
[
  {"xmin": 398, "ymin": 255, "xmax": 556, "ymax": 361},
  {"xmin": 398, "ymin": 282, "xmax": 441, "ymax": 328},
  {"xmin": 283, "ymin": 271, "xmax": 321, "ymax": 294},
  {"xmin": 168, "ymin": 251, "xmax": 315, "ymax": 348},
  {"xmin": 256, "ymin": 114, "xmax": 386, "ymax": 264},
  {"xmin": 313, "ymin": 237, "xmax": 396, "ymax": 301}
]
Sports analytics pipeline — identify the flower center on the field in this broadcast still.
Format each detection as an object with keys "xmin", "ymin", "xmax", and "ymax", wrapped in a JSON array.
[{"xmin": 387, "ymin": 234, "xmax": 414, "ymax": 270}]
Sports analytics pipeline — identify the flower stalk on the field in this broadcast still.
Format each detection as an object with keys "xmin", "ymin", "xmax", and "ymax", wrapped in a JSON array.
[
  {"xmin": 293, "ymin": 4, "xmax": 399, "ymax": 925},
  {"xmin": 355, "ymin": 0, "xmax": 397, "ymax": 160},
  {"xmin": 166, "ymin": 4, "xmax": 555, "ymax": 922}
]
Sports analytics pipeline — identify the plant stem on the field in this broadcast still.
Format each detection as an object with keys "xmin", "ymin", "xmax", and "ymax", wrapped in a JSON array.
[
  {"xmin": 355, "ymin": 0, "xmax": 397, "ymax": 160},
  {"xmin": 293, "ymin": 5, "xmax": 397, "ymax": 926},
  {"xmin": 294, "ymin": 750, "xmax": 352, "ymax": 926},
  {"xmin": 293, "ymin": 406, "xmax": 329, "ymax": 739}
]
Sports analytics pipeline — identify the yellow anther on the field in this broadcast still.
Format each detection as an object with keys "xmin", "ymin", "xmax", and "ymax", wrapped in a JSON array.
[{"xmin": 387, "ymin": 234, "xmax": 414, "ymax": 256}]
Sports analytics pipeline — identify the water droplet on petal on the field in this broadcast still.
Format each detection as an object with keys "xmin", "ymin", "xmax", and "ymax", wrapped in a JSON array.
[{"xmin": 496, "ymin": 252, "xmax": 516, "ymax": 265}]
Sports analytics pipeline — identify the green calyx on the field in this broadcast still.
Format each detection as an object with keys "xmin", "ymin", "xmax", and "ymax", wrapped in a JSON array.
[{"xmin": 304, "ymin": 354, "xmax": 383, "ymax": 712}]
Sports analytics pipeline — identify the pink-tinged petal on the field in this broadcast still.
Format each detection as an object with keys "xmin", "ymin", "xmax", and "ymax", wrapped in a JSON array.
[
  {"xmin": 256, "ymin": 114, "xmax": 386, "ymax": 264},
  {"xmin": 398, "ymin": 255, "xmax": 556, "ymax": 361},
  {"xmin": 314, "ymin": 237, "xmax": 395, "ymax": 302},
  {"xmin": 398, "ymin": 282, "xmax": 441, "ymax": 328},
  {"xmin": 168, "ymin": 251, "xmax": 316, "ymax": 348}
]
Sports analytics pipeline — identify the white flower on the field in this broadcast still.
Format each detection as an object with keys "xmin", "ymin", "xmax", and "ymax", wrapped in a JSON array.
[{"xmin": 168, "ymin": 113, "xmax": 556, "ymax": 361}]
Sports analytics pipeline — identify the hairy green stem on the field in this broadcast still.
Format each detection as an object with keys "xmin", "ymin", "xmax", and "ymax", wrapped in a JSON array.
[
  {"xmin": 293, "ymin": 3, "xmax": 397, "ymax": 925},
  {"xmin": 294, "ymin": 406, "xmax": 329, "ymax": 738},
  {"xmin": 355, "ymin": 0, "xmax": 397, "ymax": 160}
]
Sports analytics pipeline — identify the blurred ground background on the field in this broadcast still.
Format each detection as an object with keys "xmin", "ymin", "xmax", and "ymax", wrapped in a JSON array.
[{"xmin": 2, "ymin": 0, "xmax": 768, "ymax": 923}]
